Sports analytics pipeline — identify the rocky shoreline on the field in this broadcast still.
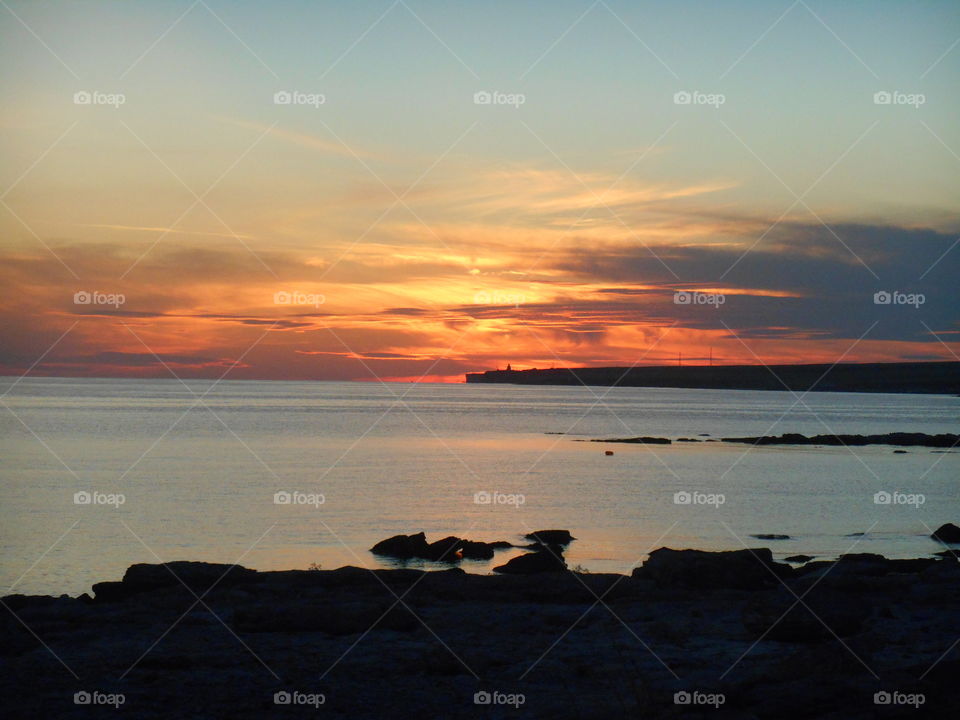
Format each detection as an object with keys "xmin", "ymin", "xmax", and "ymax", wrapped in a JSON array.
[
  {"xmin": 589, "ymin": 431, "xmax": 960, "ymax": 449},
  {"xmin": 719, "ymin": 432, "xmax": 960, "ymax": 448},
  {"xmin": 464, "ymin": 361, "xmax": 960, "ymax": 394},
  {"xmin": 3, "ymin": 531, "xmax": 958, "ymax": 719}
]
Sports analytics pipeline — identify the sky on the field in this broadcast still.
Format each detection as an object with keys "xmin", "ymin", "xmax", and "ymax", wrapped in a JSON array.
[{"xmin": 1, "ymin": 0, "xmax": 958, "ymax": 382}]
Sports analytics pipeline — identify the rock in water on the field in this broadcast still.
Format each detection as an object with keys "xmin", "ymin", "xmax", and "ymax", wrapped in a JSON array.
[
  {"xmin": 457, "ymin": 540, "xmax": 495, "ymax": 560},
  {"xmin": 523, "ymin": 529, "xmax": 575, "ymax": 546},
  {"xmin": 493, "ymin": 550, "xmax": 566, "ymax": 574},
  {"xmin": 634, "ymin": 548, "xmax": 793, "ymax": 590},
  {"xmin": 370, "ymin": 533, "xmax": 511, "ymax": 561},
  {"xmin": 931, "ymin": 523, "xmax": 960, "ymax": 544},
  {"xmin": 370, "ymin": 532, "xmax": 431, "ymax": 559},
  {"xmin": 425, "ymin": 536, "xmax": 463, "ymax": 562}
]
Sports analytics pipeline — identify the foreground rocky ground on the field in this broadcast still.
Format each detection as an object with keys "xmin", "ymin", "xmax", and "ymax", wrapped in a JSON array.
[{"xmin": 2, "ymin": 547, "xmax": 958, "ymax": 719}]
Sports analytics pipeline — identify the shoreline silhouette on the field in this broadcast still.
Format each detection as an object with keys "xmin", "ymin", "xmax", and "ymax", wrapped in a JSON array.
[{"xmin": 466, "ymin": 360, "xmax": 960, "ymax": 394}]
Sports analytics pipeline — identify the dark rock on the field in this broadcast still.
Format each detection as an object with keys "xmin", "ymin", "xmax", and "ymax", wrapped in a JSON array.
[
  {"xmin": 792, "ymin": 560, "xmax": 835, "ymax": 577},
  {"xmin": 234, "ymin": 601, "xmax": 417, "ymax": 634},
  {"xmin": 721, "ymin": 431, "xmax": 960, "ymax": 448},
  {"xmin": 519, "ymin": 541, "xmax": 567, "ymax": 556},
  {"xmin": 838, "ymin": 552, "xmax": 886, "ymax": 563},
  {"xmin": 785, "ymin": 555, "xmax": 815, "ymax": 563},
  {"xmin": 923, "ymin": 558, "xmax": 960, "ymax": 581},
  {"xmin": 3, "ymin": 550, "xmax": 958, "ymax": 719},
  {"xmin": 493, "ymin": 551, "xmax": 566, "ymax": 574},
  {"xmin": 931, "ymin": 523, "xmax": 960, "ymax": 543},
  {"xmin": 370, "ymin": 533, "xmax": 511, "ymax": 562},
  {"xmin": 458, "ymin": 540, "xmax": 495, "ymax": 560},
  {"xmin": 94, "ymin": 562, "xmax": 256, "ymax": 602},
  {"xmin": 590, "ymin": 436, "xmax": 671, "ymax": 444},
  {"xmin": 633, "ymin": 547, "xmax": 792, "ymax": 590},
  {"xmin": 523, "ymin": 529, "xmax": 575, "ymax": 545},
  {"xmin": 0, "ymin": 594, "xmax": 62, "ymax": 612},
  {"xmin": 887, "ymin": 558, "xmax": 938, "ymax": 573},
  {"xmin": 752, "ymin": 534, "xmax": 791, "ymax": 540},
  {"xmin": 424, "ymin": 536, "xmax": 463, "ymax": 562},
  {"xmin": 123, "ymin": 561, "xmax": 256, "ymax": 592},
  {"xmin": 793, "ymin": 554, "xmax": 938, "ymax": 589},
  {"xmin": 828, "ymin": 553, "xmax": 890, "ymax": 577},
  {"xmin": 370, "ymin": 532, "xmax": 431, "ymax": 559},
  {"xmin": 742, "ymin": 587, "xmax": 864, "ymax": 641},
  {"xmin": 91, "ymin": 581, "xmax": 129, "ymax": 602}
]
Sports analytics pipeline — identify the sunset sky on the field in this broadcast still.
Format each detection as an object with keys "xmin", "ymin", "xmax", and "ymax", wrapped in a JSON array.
[{"xmin": 1, "ymin": 0, "xmax": 958, "ymax": 381}]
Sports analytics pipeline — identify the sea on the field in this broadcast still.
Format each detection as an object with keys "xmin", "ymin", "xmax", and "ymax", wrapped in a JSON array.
[{"xmin": 1, "ymin": 376, "xmax": 957, "ymax": 596}]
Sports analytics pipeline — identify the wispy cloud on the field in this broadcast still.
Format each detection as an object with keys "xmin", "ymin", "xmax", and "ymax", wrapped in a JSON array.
[
  {"xmin": 221, "ymin": 117, "xmax": 380, "ymax": 159},
  {"xmin": 78, "ymin": 223, "xmax": 257, "ymax": 240}
]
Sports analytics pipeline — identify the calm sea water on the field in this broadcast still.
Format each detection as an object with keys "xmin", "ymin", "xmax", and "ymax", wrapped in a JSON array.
[{"xmin": 1, "ymin": 377, "xmax": 958, "ymax": 596}]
